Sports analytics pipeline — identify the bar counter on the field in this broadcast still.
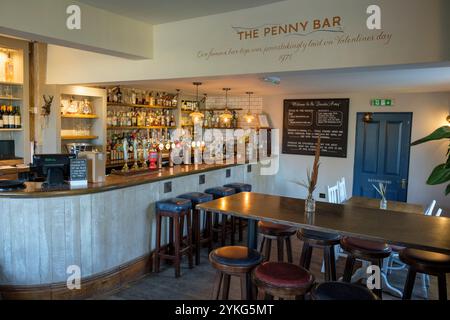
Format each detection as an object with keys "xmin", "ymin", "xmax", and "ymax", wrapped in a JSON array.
[
  {"xmin": 0, "ymin": 162, "xmax": 248, "ymax": 198},
  {"xmin": 0, "ymin": 162, "xmax": 273, "ymax": 299}
]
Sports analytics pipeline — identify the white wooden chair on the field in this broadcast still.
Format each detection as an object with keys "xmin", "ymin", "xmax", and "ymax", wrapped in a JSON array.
[
  {"xmin": 337, "ymin": 177, "xmax": 348, "ymax": 203},
  {"xmin": 387, "ymin": 200, "xmax": 439, "ymax": 299},
  {"xmin": 327, "ymin": 184, "xmax": 340, "ymax": 204}
]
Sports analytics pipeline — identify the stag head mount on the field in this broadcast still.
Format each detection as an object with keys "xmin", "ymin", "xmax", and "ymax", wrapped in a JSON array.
[{"xmin": 42, "ymin": 95, "xmax": 54, "ymax": 116}]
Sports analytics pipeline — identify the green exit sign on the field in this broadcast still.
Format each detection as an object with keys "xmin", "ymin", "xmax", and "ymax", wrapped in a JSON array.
[{"xmin": 371, "ymin": 99, "xmax": 394, "ymax": 107}]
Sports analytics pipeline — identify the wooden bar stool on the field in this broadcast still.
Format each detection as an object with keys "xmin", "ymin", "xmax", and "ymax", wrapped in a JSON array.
[
  {"xmin": 399, "ymin": 248, "xmax": 450, "ymax": 301},
  {"xmin": 340, "ymin": 237, "xmax": 391, "ymax": 299},
  {"xmin": 178, "ymin": 192, "xmax": 214, "ymax": 265},
  {"xmin": 252, "ymin": 262, "xmax": 315, "ymax": 300},
  {"xmin": 209, "ymin": 246, "xmax": 263, "ymax": 300},
  {"xmin": 258, "ymin": 221, "xmax": 296, "ymax": 263},
  {"xmin": 311, "ymin": 282, "xmax": 378, "ymax": 300},
  {"xmin": 205, "ymin": 187, "xmax": 236, "ymax": 246},
  {"xmin": 155, "ymin": 198, "xmax": 193, "ymax": 278},
  {"xmin": 224, "ymin": 183, "xmax": 252, "ymax": 242},
  {"xmin": 297, "ymin": 229, "xmax": 341, "ymax": 281}
]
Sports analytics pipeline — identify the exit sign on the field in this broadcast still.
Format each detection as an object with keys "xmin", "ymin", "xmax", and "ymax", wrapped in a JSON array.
[{"xmin": 371, "ymin": 99, "xmax": 394, "ymax": 107}]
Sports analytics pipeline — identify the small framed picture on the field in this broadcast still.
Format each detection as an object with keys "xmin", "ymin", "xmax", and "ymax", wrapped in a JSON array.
[{"xmin": 258, "ymin": 114, "xmax": 270, "ymax": 128}]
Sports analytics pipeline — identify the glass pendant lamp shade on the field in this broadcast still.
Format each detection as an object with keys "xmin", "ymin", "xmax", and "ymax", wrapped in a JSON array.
[
  {"xmin": 243, "ymin": 91, "xmax": 255, "ymax": 124},
  {"xmin": 190, "ymin": 82, "xmax": 204, "ymax": 123},
  {"xmin": 220, "ymin": 88, "xmax": 233, "ymax": 122}
]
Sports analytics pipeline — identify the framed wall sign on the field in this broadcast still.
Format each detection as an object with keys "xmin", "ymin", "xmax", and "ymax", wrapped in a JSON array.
[
  {"xmin": 258, "ymin": 114, "xmax": 270, "ymax": 128},
  {"xmin": 282, "ymin": 98, "xmax": 349, "ymax": 158}
]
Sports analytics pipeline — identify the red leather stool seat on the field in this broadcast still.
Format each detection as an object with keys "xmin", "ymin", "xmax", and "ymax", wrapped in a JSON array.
[
  {"xmin": 341, "ymin": 237, "xmax": 391, "ymax": 255},
  {"xmin": 258, "ymin": 221, "xmax": 296, "ymax": 236},
  {"xmin": 254, "ymin": 262, "xmax": 314, "ymax": 288}
]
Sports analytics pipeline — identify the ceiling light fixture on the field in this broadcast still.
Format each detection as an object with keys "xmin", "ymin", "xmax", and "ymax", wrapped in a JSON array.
[
  {"xmin": 243, "ymin": 91, "xmax": 255, "ymax": 124},
  {"xmin": 190, "ymin": 82, "xmax": 204, "ymax": 124},
  {"xmin": 219, "ymin": 88, "xmax": 233, "ymax": 123}
]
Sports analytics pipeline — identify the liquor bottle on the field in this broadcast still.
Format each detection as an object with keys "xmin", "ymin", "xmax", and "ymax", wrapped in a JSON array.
[
  {"xmin": 0, "ymin": 105, "xmax": 4, "ymax": 128},
  {"xmin": 116, "ymin": 87, "xmax": 122, "ymax": 103},
  {"xmin": 5, "ymin": 52, "xmax": 14, "ymax": 83},
  {"xmin": 3, "ymin": 105, "xmax": 10, "ymax": 128},
  {"xmin": 170, "ymin": 114, "xmax": 176, "ymax": 127},
  {"xmin": 131, "ymin": 110, "xmax": 137, "ymax": 127},
  {"xmin": 14, "ymin": 106, "xmax": 21, "ymax": 128}
]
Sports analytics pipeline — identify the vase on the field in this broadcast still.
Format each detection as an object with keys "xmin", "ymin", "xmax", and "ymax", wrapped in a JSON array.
[
  {"xmin": 305, "ymin": 196, "xmax": 316, "ymax": 224},
  {"xmin": 380, "ymin": 197, "xmax": 387, "ymax": 210}
]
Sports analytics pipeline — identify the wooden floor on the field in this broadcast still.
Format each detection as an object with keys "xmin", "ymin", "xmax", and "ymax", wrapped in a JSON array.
[{"xmin": 96, "ymin": 234, "xmax": 449, "ymax": 300}]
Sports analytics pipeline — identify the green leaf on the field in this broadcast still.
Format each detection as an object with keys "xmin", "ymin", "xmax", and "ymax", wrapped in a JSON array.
[
  {"xmin": 411, "ymin": 126, "xmax": 450, "ymax": 146},
  {"xmin": 427, "ymin": 163, "xmax": 450, "ymax": 185},
  {"xmin": 446, "ymin": 184, "xmax": 450, "ymax": 196}
]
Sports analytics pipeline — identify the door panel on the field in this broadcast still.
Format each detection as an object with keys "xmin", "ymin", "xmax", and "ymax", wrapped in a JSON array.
[{"xmin": 353, "ymin": 113, "xmax": 412, "ymax": 202}]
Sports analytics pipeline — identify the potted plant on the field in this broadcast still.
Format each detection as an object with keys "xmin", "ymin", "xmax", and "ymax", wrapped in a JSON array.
[
  {"xmin": 411, "ymin": 126, "xmax": 450, "ymax": 195},
  {"xmin": 295, "ymin": 136, "xmax": 321, "ymax": 214}
]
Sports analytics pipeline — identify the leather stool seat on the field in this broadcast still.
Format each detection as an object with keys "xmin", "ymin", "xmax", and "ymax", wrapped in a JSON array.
[
  {"xmin": 178, "ymin": 192, "xmax": 213, "ymax": 205},
  {"xmin": 155, "ymin": 198, "xmax": 192, "ymax": 212},
  {"xmin": 311, "ymin": 282, "xmax": 378, "ymax": 300},
  {"xmin": 224, "ymin": 183, "xmax": 252, "ymax": 192},
  {"xmin": 205, "ymin": 187, "xmax": 235, "ymax": 198},
  {"xmin": 210, "ymin": 246, "xmax": 262, "ymax": 268},
  {"xmin": 400, "ymin": 249, "xmax": 450, "ymax": 274},
  {"xmin": 298, "ymin": 229, "xmax": 341, "ymax": 245},
  {"xmin": 254, "ymin": 262, "xmax": 314, "ymax": 288},
  {"xmin": 258, "ymin": 221, "xmax": 296, "ymax": 236},
  {"xmin": 341, "ymin": 237, "xmax": 391, "ymax": 256}
]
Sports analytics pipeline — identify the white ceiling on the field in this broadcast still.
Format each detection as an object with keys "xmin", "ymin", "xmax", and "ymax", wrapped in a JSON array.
[
  {"xmin": 99, "ymin": 64, "xmax": 450, "ymax": 96},
  {"xmin": 77, "ymin": 0, "xmax": 284, "ymax": 25}
]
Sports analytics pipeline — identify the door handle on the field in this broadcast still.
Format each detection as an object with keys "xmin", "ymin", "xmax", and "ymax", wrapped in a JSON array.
[{"xmin": 400, "ymin": 179, "xmax": 407, "ymax": 189}]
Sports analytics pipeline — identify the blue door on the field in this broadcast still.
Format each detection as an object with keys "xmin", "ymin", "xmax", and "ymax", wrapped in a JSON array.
[{"xmin": 353, "ymin": 112, "xmax": 412, "ymax": 202}]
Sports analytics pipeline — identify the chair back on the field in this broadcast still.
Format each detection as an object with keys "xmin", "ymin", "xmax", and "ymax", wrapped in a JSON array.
[
  {"xmin": 424, "ymin": 200, "xmax": 436, "ymax": 216},
  {"xmin": 338, "ymin": 177, "xmax": 347, "ymax": 202},
  {"xmin": 435, "ymin": 208, "xmax": 443, "ymax": 217},
  {"xmin": 327, "ymin": 184, "xmax": 340, "ymax": 204}
]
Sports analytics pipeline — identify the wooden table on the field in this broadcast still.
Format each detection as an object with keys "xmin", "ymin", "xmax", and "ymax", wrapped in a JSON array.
[
  {"xmin": 345, "ymin": 196, "xmax": 424, "ymax": 215},
  {"xmin": 196, "ymin": 192, "xmax": 450, "ymax": 254}
]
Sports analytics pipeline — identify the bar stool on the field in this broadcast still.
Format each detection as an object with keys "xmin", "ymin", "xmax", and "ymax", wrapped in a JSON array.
[
  {"xmin": 310, "ymin": 282, "xmax": 378, "ymax": 300},
  {"xmin": 297, "ymin": 229, "xmax": 341, "ymax": 281},
  {"xmin": 178, "ymin": 192, "xmax": 214, "ymax": 265},
  {"xmin": 209, "ymin": 246, "xmax": 263, "ymax": 300},
  {"xmin": 155, "ymin": 198, "xmax": 193, "ymax": 278},
  {"xmin": 224, "ymin": 183, "xmax": 252, "ymax": 242},
  {"xmin": 400, "ymin": 248, "xmax": 450, "ymax": 301},
  {"xmin": 258, "ymin": 221, "xmax": 296, "ymax": 262},
  {"xmin": 252, "ymin": 262, "xmax": 315, "ymax": 300},
  {"xmin": 340, "ymin": 237, "xmax": 391, "ymax": 299},
  {"xmin": 205, "ymin": 187, "xmax": 236, "ymax": 246}
]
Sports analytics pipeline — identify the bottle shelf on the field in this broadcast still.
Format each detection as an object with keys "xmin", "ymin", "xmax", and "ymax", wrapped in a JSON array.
[
  {"xmin": 0, "ymin": 81, "xmax": 23, "ymax": 87},
  {"xmin": 61, "ymin": 135, "xmax": 98, "ymax": 140},
  {"xmin": 0, "ymin": 128, "xmax": 23, "ymax": 132},
  {"xmin": 61, "ymin": 114, "xmax": 98, "ymax": 119},
  {"xmin": 107, "ymin": 102, "xmax": 177, "ymax": 110},
  {"xmin": 107, "ymin": 126, "xmax": 176, "ymax": 130},
  {"xmin": 0, "ymin": 96, "xmax": 22, "ymax": 101}
]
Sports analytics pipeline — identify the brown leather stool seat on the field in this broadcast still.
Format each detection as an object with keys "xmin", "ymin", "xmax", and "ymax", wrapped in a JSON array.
[
  {"xmin": 258, "ymin": 221, "xmax": 296, "ymax": 263},
  {"xmin": 311, "ymin": 281, "xmax": 379, "ymax": 300},
  {"xmin": 253, "ymin": 262, "xmax": 315, "ymax": 299},
  {"xmin": 340, "ymin": 237, "xmax": 391, "ymax": 299},
  {"xmin": 297, "ymin": 229, "xmax": 341, "ymax": 281},
  {"xmin": 400, "ymin": 248, "xmax": 450, "ymax": 301},
  {"xmin": 209, "ymin": 246, "xmax": 263, "ymax": 300}
]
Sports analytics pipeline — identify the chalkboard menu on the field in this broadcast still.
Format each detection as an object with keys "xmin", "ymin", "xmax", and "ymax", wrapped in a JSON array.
[
  {"xmin": 69, "ymin": 159, "xmax": 87, "ymax": 181},
  {"xmin": 282, "ymin": 99, "xmax": 349, "ymax": 158}
]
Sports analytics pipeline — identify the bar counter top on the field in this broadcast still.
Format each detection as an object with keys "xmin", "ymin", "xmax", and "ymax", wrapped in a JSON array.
[{"xmin": 0, "ymin": 162, "xmax": 242, "ymax": 198}]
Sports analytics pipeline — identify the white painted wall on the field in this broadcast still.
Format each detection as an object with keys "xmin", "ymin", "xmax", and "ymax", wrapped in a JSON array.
[
  {"xmin": 263, "ymin": 92, "xmax": 450, "ymax": 213},
  {"xmin": 45, "ymin": 0, "xmax": 450, "ymax": 84}
]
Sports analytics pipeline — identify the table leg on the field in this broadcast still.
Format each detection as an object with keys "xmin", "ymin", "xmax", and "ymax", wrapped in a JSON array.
[
  {"xmin": 247, "ymin": 219, "xmax": 258, "ymax": 250},
  {"xmin": 195, "ymin": 209, "xmax": 202, "ymax": 265}
]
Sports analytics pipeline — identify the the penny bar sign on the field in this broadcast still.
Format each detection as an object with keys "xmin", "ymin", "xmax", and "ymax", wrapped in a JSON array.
[{"xmin": 282, "ymin": 99, "xmax": 349, "ymax": 157}]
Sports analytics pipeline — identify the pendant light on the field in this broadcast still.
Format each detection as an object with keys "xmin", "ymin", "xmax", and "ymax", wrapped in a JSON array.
[
  {"xmin": 190, "ymin": 82, "xmax": 204, "ymax": 124},
  {"xmin": 219, "ymin": 88, "xmax": 233, "ymax": 123},
  {"xmin": 243, "ymin": 91, "xmax": 255, "ymax": 124}
]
